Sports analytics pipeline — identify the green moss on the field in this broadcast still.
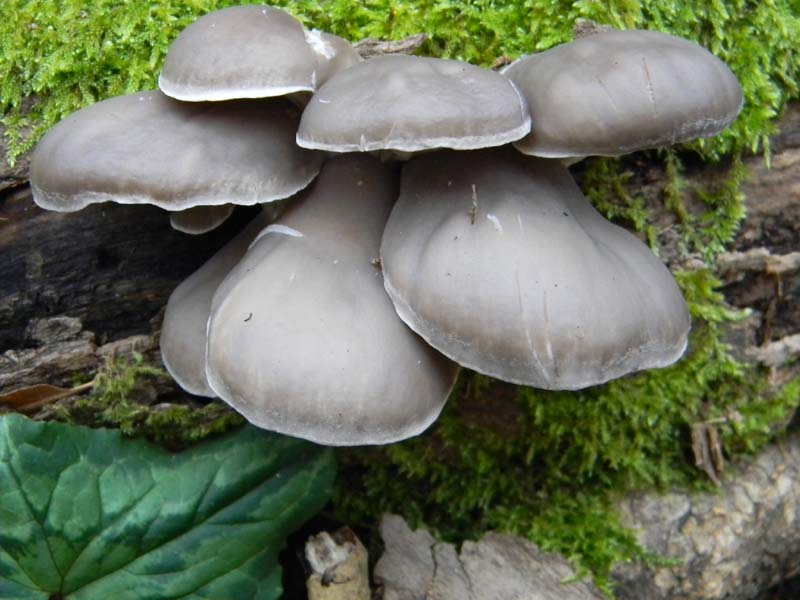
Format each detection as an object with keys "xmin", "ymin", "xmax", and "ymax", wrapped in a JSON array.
[{"xmin": 51, "ymin": 354, "xmax": 245, "ymax": 449}]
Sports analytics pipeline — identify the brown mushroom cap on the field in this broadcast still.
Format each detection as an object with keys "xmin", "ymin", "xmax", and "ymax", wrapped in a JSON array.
[
  {"xmin": 160, "ymin": 212, "xmax": 271, "ymax": 397},
  {"xmin": 381, "ymin": 148, "xmax": 690, "ymax": 389},
  {"xmin": 503, "ymin": 29, "xmax": 743, "ymax": 157},
  {"xmin": 159, "ymin": 5, "xmax": 318, "ymax": 101},
  {"xmin": 30, "ymin": 91, "xmax": 322, "ymax": 212},
  {"xmin": 206, "ymin": 155, "xmax": 459, "ymax": 445},
  {"xmin": 296, "ymin": 55, "xmax": 531, "ymax": 153}
]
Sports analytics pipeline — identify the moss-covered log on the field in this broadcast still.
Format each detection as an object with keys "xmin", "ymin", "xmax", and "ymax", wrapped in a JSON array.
[{"xmin": 2, "ymin": 1, "xmax": 800, "ymax": 596}]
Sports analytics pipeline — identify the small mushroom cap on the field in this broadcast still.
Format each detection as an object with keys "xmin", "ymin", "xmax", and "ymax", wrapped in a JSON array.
[
  {"xmin": 160, "ymin": 212, "xmax": 271, "ymax": 397},
  {"xmin": 159, "ymin": 5, "xmax": 317, "ymax": 101},
  {"xmin": 296, "ymin": 55, "xmax": 531, "ymax": 153},
  {"xmin": 30, "ymin": 91, "xmax": 322, "ymax": 212},
  {"xmin": 503, "ymin": 29, "xmax": 743, "ymax": 158},
  {"xmin": 169, "ymin": 204, "xmax": 235, "ymax": 235},
  {"xmin": 206, "ymin": 155, "xmax": 459, "ymax": 446},
  {"xmin": 381, "ymin": 148, "xmax": 690, "ymax": 389},
  {"xmin": 306, "ymin": 30, "xmax": 363, "ymax": 87}
]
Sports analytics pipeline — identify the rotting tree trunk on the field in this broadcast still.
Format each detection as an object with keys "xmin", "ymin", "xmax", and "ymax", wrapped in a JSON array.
[
  {"xmin": 613, "ymin": 430, "xmax": 800, "ymax": 600},
  {"xmin": 374, "ymin": 514, "xmax": 606, "ymax": 600}
]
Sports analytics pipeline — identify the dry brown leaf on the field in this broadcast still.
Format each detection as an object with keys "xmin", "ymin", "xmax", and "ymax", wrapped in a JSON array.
[{"xmin": 0, "ymin": 381, "xmax": 93, "ymax": 414}]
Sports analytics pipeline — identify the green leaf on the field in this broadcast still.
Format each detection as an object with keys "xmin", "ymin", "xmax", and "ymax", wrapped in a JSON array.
[{"xmin": 0, "ymin": 415, "xmax": 335, "ymax": 599}]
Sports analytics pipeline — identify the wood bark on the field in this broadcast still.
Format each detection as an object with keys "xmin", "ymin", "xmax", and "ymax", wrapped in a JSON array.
[
  {"xmin": 374, "ymin": 514, "xmax": 606, "ymax": 600},
  {"xmin": 613, "ymin": 431, "xmax": 800, "ymax": 600}
]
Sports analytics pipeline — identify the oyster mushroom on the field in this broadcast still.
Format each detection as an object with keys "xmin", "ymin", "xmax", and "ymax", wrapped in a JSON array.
[
  {"xmin": 503, "ymin": 29, "xmax": 743, "ymax": 158},
  {"xmin": 30, "ymin": 91, "xmax": 322, "ymax": 212},
  {"xmin": 161, "ymin": 212, "xmax": 272, "ymax": 397},
  {"xmin": 159, "ymin": 5, "xmax": 361, "ymax": 102},
  {"xmin": 296, "ymin": 54, "xmax": 531, "ymax": 153},
  {"xmin": 206, "ymin": 155, "xmax": 459, "ymax": 445},
  {"xmin": 306, "ymin": 29, "xmax": 363, "ymax": 87},
  {"xmin": 381, "ymin": 148, "xmax": 690, "ymax": 389},
  {"xmin": 160, "ymin": 5, "xmax": 316, "ymax": 101}
]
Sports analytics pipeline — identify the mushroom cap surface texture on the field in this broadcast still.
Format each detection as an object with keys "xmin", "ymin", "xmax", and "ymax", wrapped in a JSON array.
[
  {"xmin": 161, "ymin": 212, "xmax": 271, "ymax": 397},
  {"xmin": 159, "ymin": 5, "xmax": 318, "ymax": 101},
  {"xmin": 503, "ymin": 29, "xmax": 743, "ymax": 158},
  {"xmin": 380, "ymin": 148, "xmax": 691, "ymax": 389},
  {"xmin": 307, "ymin": 30, "xmax": 363, "ymax": 87},
  {"xmin": 169, "ymin": 204, "xmax": 236, "ymax": 235},
  {"xmin": 206, "ymin": 155, "xmax": 459, "ymax": 446},
  {"xmin": 30, "ymin": 91, "xmax": 322, "ymax": 212},
  {"xmin": 296, "ymin": 55, "xmax": 531, "ymax": 153}
]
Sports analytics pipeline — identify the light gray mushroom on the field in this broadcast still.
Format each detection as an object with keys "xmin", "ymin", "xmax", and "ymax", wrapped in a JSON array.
[
  {"xmin": 306, "ymin": 30, "xmax": 363, "ymax": 87},
  {"xmin": 159, "ymin": 5, "xmax": 317, "ymax": 101},
  {"xmin": 169, "ymin": 204, "xmax": 235, "ymax": 235},
  {"xmin": 296, "ymin": 55, "xmax": 531, "ymax": 153},
  {"xmin": 30, "ymin": 91, "xmax": 322, "ymax": 212},
  {"xmin": 159, "ymin": 6, "xmax": 361, "ymax": 102},
  {"xmin": 206, "ymin": 155, "xmax": 459, "ymax": 445},
  {"xmin": 161, "ymin": 212, "xmax": 271, "ymax": 397},
  {"xmin": 502, "ymin": 29, "xmax": 743, "ymax": 158},
  {"xmin": 381, "ymin": 148, "xmax": 690, "ymax": 390}
]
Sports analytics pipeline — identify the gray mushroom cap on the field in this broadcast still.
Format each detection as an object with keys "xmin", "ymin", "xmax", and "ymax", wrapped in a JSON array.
[
  {"xmin": 159, "ymin": 5, "xmax": 318, "ymax": 101},
  {"xmin": 206, "ymin": 155, "xmax": 459, "ymax": 446},
  {"xmin": 306, "ymin": 30, "xmax": 363, "ymax": 87},
  {"xmin": 30, "ymin": 91, "xmax": 322, "ymax": 212},
  {"xmin": 296, "ymin": 55, "xmax": 531, "ymax": 153},
  {"xmin": 502, "ymin": 29, "xmax": 743, "ymax": 158},
  {"xmin": 169, "ymin": 204, "xmax": 235, "ymax": 235},
  {"xmin": 160, "ymin": 212, "xmax": 271, "ymax": 397},
  {"xmin": 381, "ymin": 148, "xmax": 690, "ymax": 389}
]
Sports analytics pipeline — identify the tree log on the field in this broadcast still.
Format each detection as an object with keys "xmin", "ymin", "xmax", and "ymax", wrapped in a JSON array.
[
  {"xmin": 613, "ymin": 431, "xmax": 800, "ymax": 599},
  {"xmin": 374, "ymin": 514, "xmax": 606, "ymax": 600}
]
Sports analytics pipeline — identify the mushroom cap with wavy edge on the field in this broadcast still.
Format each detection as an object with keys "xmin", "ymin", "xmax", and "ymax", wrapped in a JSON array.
[
  {"xmin": 159, "ymin": 5, "xmax": 321, "ymax": 101},
  {"xmin": 296, "ymin": 55, "xmax": 531, "ymax": 153},
  {"xmin": 206, "ymin": 155, "xmax": 460, "ymax": 446},
  {"xmin": 380, "ymin": 148, "xmax": 690, "ymax": 390},
  {"xmin": 161, "ymin": 211, "xmax": 272, "ymax": 397},
  {"xmin": 502, "ymin": 29, "xmax": 743, "ymax": 158},
  {"xmin": 169, "ymin": 204, "xmax": 236, "ymax": 235},
  {"xmin": 30, "ymin": 91, "xmax": 322, "ymax": 212}
]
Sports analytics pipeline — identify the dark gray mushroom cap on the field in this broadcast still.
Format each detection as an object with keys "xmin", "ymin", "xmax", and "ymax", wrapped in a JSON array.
[
  {"xmin": 381, "ymin": 148, "xmax": 690, "ymax": 389},
  {"xmin": 169, "ymin": 204, "xmax": 235, "ymax": 235},
  {"xmin": 503, "ymin": 29, "xmax": 743, "ymax": 157},
  {"xmin": 30, "ymin": 91, "xmax": 322, "ymax": 212},
  {"xmin": 296, "ymin": 55, "xmax": 531, "ymax": 153},
  {"xmin": 206, "ymin": 155, "xmax": 459, "ymax": 445},
  {"xmin": 160, "ymin": 212, "xmax": 271, "ymax": 397},
  {"xmin": 159, "ymin": 5, "xmax": 317, "ymax": 101}
]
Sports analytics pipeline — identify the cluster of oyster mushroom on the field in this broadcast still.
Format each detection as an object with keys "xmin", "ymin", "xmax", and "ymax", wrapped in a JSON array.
[{"xmin": 29, "ymin": 6, "xmax": 743, "ymax": 446}]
